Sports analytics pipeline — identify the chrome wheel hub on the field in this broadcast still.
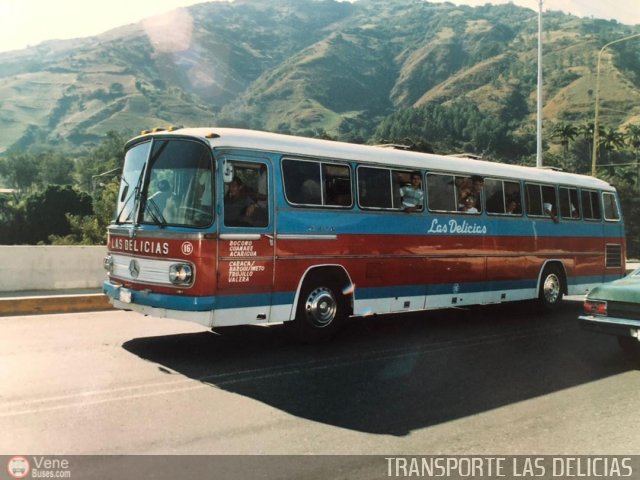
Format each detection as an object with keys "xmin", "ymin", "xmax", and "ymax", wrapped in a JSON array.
[
  {"xmin": 304, "ymin": 287, "xmax": 337, "ymax": 328},
  {"xmin": 543, "ymin": 274, "xmax": 560, "ymax": 304}
]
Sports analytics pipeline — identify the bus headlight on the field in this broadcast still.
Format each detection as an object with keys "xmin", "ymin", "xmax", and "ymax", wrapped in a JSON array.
[
  {"xmin": 169, "ymin": 263, "xmax": 193, "ymax": 286},
  {"xmin": 103, "ymin": 254, "xmax": 114, "ymax": 273}
]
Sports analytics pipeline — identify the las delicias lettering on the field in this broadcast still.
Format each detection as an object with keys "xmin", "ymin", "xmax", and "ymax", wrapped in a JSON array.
[
  {"xmin": 427, "ymin": 218, "xmax": 488, "ymax": 235},
  {"xmin": 110, "ymin": 237, "xmax": 170, "ymax": 255}
]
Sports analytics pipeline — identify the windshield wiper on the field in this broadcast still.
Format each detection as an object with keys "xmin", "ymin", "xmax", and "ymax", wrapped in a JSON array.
[{"xmin": 144, "ymin": 198, "xmax": 167, "ymax": 227}]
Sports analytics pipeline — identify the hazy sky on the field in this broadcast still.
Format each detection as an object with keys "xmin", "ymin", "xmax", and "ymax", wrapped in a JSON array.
[{"xmin": 0, "ymin": 0, "xmax": 638, "ymax": 54}]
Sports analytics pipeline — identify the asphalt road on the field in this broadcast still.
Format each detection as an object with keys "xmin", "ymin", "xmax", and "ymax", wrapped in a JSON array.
[{"xmin": 2, "ymin": 299, "xmax": 639, "ymax": 458}]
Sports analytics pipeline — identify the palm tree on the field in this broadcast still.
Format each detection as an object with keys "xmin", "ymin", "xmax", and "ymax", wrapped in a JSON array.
[
  {"xmin": 625, "ymin": 124, "xmax": 640, "ymax": 187},
  {"xmin": 551, "ymin": 122, "xmax": 578, "ymax": 156},
  {"xmin": 626, "ymin": 124, "xmax": 640, "ymax": 147},
  {"xmin": 599, "ymin": 127, "xmax": 626, "ymax": 175},
  {"xmin": 577, "ymin": 122, "xmax": 595, "ymax": 163}
]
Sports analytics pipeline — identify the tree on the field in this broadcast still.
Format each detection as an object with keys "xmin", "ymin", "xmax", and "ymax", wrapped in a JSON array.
[
  {"xmin": 625, "ymin": 124, "xmax": 640, "ymax": 188},
  {"xmin": 551, "ymin": 122, "xmax": 578, "ymax": 156},
  {"xmin": 51, "ymin": 180, "xmax": 119, "ymax": 245},
  {"xmin": 75, "ymin": 130, "xmax": 127, "ymax": 192},
  {"xmin": 0, "ymin": 152, "xmax": 39, "ymax": 193},
  {"xmin": 626, "ymin": 124, "xmax": 640, "ymax": 150},
  {"xmin": 24, "ymin": 185, "xmax": 93, "ymax": 244},
  {"xmin": 599, "ymin": 126, "xmax": 625, "ymax": 164},
  {"xmin": 37, "ymin": 151, "xmax": 75, "ymax": 186}
]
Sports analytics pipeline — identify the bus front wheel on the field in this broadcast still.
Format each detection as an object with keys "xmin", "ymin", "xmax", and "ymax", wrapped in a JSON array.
[
  {"xmin": 292, "ymin": 279, "xmax": 347, "ymax": 342},
  {"xmin": 538, "ymin": 265, "xmax": 564, "ymax": 312}
]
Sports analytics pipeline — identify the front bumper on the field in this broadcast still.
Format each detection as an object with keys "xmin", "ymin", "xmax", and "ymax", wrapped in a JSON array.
[{"xmin": 103, "ymin": 280, "xmax": 216, "ymax": 311}]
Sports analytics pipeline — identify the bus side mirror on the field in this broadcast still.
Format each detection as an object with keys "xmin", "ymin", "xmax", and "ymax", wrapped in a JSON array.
[{"xmin": 223, "ymin": 160, "xmax": 234, "ymax": 183}]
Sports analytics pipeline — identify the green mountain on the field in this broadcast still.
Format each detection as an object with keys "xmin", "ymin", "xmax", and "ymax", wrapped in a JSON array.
[{"xmin": 0, "ymin": 0, "xmax": 639, "ymax": 154}]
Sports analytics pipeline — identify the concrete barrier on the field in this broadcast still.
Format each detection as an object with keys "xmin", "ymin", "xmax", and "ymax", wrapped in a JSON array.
[
  {"xmin": 0, "ymin": 245, "xmax": 107, "ymax": 292},
  {"xmin": 0, "ymin": 246, "xmax": 111, "ymax": 316}
]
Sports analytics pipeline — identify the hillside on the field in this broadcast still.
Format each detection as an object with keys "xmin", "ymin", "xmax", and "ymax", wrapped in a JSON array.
[{"xmin": 0, "ymin": 0, "xmax": 639, "ymax": 153}]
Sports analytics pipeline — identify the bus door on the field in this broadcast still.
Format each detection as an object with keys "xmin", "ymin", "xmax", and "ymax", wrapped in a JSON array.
[{"xmin": 217, "ymin": 156, "xmax": 275, "ymax": 321}]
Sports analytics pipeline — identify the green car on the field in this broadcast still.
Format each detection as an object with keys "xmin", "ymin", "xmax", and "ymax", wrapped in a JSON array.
[{"xmin": 579, "ymin": 268, "xmax": 640, "ymax": 353}]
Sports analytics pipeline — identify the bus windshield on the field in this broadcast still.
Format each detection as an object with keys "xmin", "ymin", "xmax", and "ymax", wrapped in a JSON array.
[{"xmin": 116, "ymin": 138, "xmax": 214, "ymax": 228}]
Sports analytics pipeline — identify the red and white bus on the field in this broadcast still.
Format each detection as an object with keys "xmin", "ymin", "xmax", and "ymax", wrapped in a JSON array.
[{"xmin": 103, "ymin": 128, "xmax": 626, "ymax": 340}]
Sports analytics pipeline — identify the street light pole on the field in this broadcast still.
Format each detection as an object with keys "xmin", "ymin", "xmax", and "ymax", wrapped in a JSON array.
[
  {"xmin": 591, "ymin": 32, "xmax": 640, "ymax": 177},
  {"xmin": 536, "ymin": 0, "xmax": 543, "ymax": 168}
]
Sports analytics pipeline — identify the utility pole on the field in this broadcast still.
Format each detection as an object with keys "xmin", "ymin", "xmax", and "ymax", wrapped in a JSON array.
[{"xmin": 536, "ymin": 0, "xmax": 543, "ymax": 168}]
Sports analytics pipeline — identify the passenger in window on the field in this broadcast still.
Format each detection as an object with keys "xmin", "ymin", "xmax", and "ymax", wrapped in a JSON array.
[
  {"xmin": 461, "ymin": 195, "xmax": 479, "ymax": 213},
  {"xmin": 543, "ymin": 202, "xmax": 559, "ymax": 223},
  {"xmin": 507, "ymin": 198, "xmax": 520, "ymax": 215},
  {"xmin": 457, "ymin": 177, "xmax": 473, "ymax": 210},
  {"xmin": 400, "ymin": 171, "xmax": 424, "ymax": 212},
  {"xmin": 571, "ymin": 203, "xmax": 580, "ymax": 218},
  {"xmin": 301, "ymin": 178, "xmax": 321, "ymax": 204},
  {"xmin": 225, "ymin": 177, "xmax": 256, "ymax": 226}
]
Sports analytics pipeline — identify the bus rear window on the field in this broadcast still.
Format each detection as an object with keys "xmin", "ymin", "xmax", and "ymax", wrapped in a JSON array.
[{"xmin": 602, "ymin": 192, "xmax": 620, "ymax": 221}]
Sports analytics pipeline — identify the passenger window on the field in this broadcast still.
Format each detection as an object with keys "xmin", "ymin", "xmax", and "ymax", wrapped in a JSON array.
[
  {"xmin": 559, "ymin": 187, "xmax": 580, "ymax": 220},
  {"xmin": 324, "ymin": 164, "xmax": 352, "ymax": 207},
  {"xmin": 427, "ymin": 173, "xmax": 482, "ymax": 214},
  {"xmin": 526, "ymin": 184, "xmax": 543, "ymax": 216},
  {"xmin": 455, "ymin": 176, "xmax": 481, "ymax": 214},
  {"xmin": 603, "ymin": 193, "xmax": 620, "ymax": 221},
  {"xmin": 427, "ymin": 174, "xmax": 456, "ymax": 212},
  {"xmin": 358, "ymin": 167, "xmax": 416, "ymax": 210},
  {"xmin": 526, "ymin": 183, "xmax": 557, "ymax": 221},
  {"xmin": 582, "ymin": 190, "xmax": 602, "ymax": 221},
  {"xmin": 486, "ymin": 179, "xmax": 521, "ymax": 215},
  {"xmin": 283, "ymin": 159, "xmax": 352, "ymax": 208},
  {"xmin": 283, "ymin": 160, "xmax": 321, "ymax": 205},
  {"xmin": 358, "ymin": 167, "xmax": 393, "ymax": 209}
]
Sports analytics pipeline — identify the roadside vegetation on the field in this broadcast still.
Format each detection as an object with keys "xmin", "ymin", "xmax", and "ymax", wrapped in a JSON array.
[{"xmin": 0, "ymin": 119, "xmax": 638, "ymax": 258}]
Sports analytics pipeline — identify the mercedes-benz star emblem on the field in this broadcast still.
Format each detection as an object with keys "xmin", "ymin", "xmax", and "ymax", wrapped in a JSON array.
[{"xmin": 129, "ymin": 259, "xmax": 140, "ymax": 279}]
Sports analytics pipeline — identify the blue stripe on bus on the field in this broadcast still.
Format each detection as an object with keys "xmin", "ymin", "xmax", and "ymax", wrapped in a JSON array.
[{"xmin": 275, "ymin": 210, "xmax": 623, "ymax": 237}]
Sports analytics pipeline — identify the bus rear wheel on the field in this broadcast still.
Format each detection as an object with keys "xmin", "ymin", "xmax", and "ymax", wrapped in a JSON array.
[
  {"xmin": 292, "ymin": 279, "xmax": 347, "ymax": 342},
  {"xmin": 538, "ymin": 265, "xmax": 564, "ymax": 312}
]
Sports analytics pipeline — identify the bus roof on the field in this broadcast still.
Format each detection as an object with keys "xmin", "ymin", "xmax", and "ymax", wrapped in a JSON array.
[{"xmin": 135, "ymin": 128, "xmax": 615, "ymax": 191}]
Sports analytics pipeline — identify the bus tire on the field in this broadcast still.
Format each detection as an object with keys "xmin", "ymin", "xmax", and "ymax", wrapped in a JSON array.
[
  {"xmin": 538, "ymin": 265, "xmax": 564, "ymax": 312},
  {"xmin": 292, "ymin": 277, "xmax": 348, "ymax": 342}
]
